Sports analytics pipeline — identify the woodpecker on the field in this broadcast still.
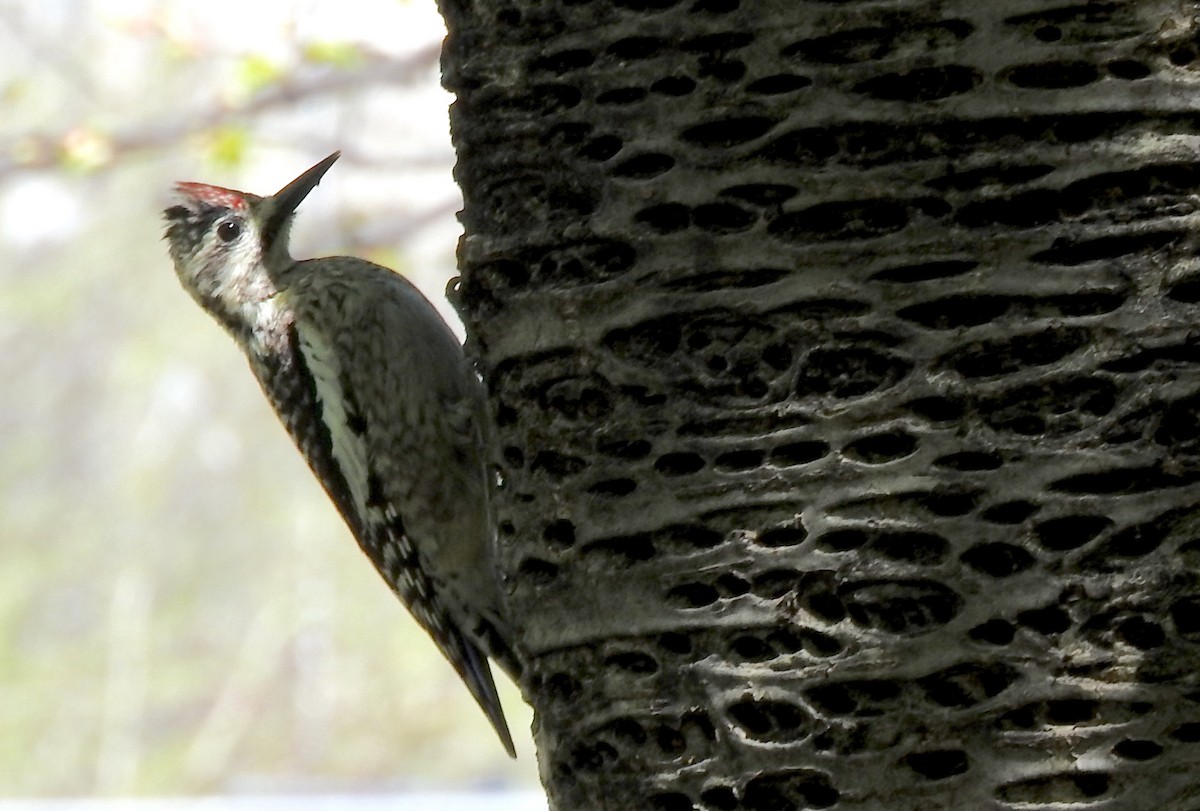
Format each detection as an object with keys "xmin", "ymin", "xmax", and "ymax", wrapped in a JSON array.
[{"xmin": 162, "ymin": 152, "xmax": 517, "ymax": 757}]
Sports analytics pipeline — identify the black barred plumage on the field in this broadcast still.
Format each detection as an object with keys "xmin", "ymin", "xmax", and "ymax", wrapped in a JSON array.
[{"xmin": 162, "ymin": 153, "xmax": 518, "ymax": 756}]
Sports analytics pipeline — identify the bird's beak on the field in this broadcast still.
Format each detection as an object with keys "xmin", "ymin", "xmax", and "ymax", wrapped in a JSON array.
[{"xmin": 263, "ymin": 151, "xmax": 340, "ymax": 244}]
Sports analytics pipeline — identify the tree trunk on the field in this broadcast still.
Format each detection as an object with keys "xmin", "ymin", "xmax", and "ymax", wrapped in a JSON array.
[{"xmin": 439, "ymin": 1, "xmax": 1200, "ymax": 808}]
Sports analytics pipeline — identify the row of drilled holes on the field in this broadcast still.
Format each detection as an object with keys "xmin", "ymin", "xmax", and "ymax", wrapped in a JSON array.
[
  {"xmin": 535, "ymin": 50, "xmax": 1150, "ymax": 107},
  {"xmin": 752, "ymin": 111, "xmax": 1199, "ymax": 168},
  {"xmin": 632, "ymin": 179, "xmax": 1188, "ymax": 243},
  {"xmin": 545, "ymin": 661, "xmax": 1200, "ymax": 772},
  {"xmin": 533, "ymin": 432, "xmax": 919, "ymax": 485},
  {"xmin": 564, "ymin": 710, "xmax": 717, "ymax": 774},
  {"xmin": 651, "ymin": 769, "xmax": 838, "ymax": 811},
  {"xmin": 537, "ymin": 627, "xmax": 838, "ymax": 701},
  {"xmin": 513, "ymin": 328, "xmax": 1172, "ymax": 439},
  {"xmin": 665, "ymin": 576, "xmax": 961, "ymax": 637},
  {"xmin": 552, "ymin": 78, "xmax": 1190, "ymax": 176},
  {"xmin": 458, "ymin": 370, "xmax": 1068, "ymax": 450},
  {"xmin": 512, "ymin": 0, "xmax": 1146, "ymax": 50},
  {"xmin": 581, "ymin": 440, "xmax": 824, "ymax": 498},
  {"xmin": 526, "ymin": 495, "xmax": 1180, "ymax": 577}
]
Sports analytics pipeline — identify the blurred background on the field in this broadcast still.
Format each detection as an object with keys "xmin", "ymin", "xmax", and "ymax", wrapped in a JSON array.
[{"xmin": 0, "ymin": 0, "xmax": 539, "ymax": 800}]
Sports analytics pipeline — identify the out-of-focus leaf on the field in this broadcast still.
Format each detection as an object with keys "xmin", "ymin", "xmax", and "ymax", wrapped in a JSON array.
[
  {"xmin": 207, "ymin": 127, "xmax": 249, "ymax": 168},
  {"xmin": 235, "ymin": 53, "xmax": 283, "ymax": 96},
  {"xmin": 59, "ymin": 126, "xmax": 113, "ymax": 172},
  {"xmin": 303, "ymin": 41, "xmax": 364, "ymax": 69}
]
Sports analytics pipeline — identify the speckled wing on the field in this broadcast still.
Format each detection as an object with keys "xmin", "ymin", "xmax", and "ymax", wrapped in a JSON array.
[
  {"xmin": 249, "ymin": 324, "xmax": 364, "ymax": 541},
  {"xmin": 251, "ymin": 257, "xmax": 514, "ymax": 756}
]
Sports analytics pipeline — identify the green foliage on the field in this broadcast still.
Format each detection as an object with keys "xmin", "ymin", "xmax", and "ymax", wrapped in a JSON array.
[
  {"xmin": 207, "ymin": 126, "xmax": 250, "ymax": 168},
  {"xmin": 234, "ymin": 54, "xmax": 284, "ymax": 96},
  {"xmin": 302, "ymin": 41, "xmax": 364, "ymax": 69},
  {"xmin": 59, "ymin": 127, "xmax": 113, "ymax": 172}
]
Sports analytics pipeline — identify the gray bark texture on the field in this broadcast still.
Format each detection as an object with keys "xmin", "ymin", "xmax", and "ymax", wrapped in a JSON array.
[{"xmin": 438, "ymin": 0, "xmax": 1200, "ymax": 808}]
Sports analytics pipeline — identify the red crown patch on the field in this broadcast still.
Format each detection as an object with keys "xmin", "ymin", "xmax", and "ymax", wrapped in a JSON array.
[{"xmin": 175, "ymin": 182, "xmax": 250, "ymax": 211}]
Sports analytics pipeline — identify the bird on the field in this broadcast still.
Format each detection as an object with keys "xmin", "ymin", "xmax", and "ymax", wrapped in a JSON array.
[{"xmin": 162, "ymin": 152, "xmax": 517, "ymax": 757}]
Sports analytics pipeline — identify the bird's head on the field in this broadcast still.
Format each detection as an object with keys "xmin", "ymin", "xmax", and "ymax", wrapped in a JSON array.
[{"xmin": 163, "ymin": 152, "xmax": 340, "ymax": 325}]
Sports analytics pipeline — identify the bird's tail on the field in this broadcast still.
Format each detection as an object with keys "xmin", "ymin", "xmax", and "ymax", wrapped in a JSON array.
[
  {"xmin": 456, "ymin": 632, "xmax": 517, "ymax": 758},
  {"xmin": 363, "ymin": 524, "xmax": 518, "ymax": 757}
]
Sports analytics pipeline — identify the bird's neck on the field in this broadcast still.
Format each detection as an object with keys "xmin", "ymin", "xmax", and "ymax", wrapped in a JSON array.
[{"xmin": 238, "ymin": 292, "xmax": 294, "ymax": 357}]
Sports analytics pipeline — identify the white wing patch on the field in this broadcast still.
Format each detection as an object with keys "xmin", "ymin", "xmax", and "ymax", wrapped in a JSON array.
[{"xmin": 296, "ymin": 325, "xmax": 373, "ymax": 519}]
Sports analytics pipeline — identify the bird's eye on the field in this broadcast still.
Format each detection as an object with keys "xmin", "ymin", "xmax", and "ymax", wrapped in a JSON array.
[{"xmin": 217, "ymin": 220, "xmax": 242, "ymax": 243}]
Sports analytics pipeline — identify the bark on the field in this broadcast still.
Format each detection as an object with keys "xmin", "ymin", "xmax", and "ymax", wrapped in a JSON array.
[{"xmin": 439, "ymin": 1, "xmax": 1200, "ymax": 808}]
